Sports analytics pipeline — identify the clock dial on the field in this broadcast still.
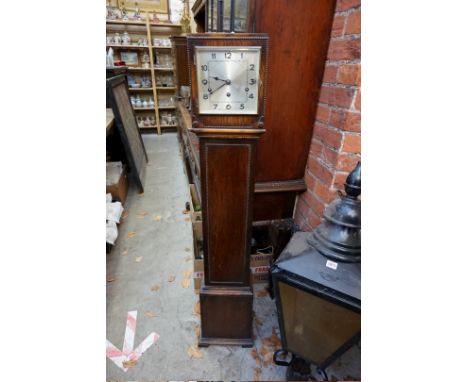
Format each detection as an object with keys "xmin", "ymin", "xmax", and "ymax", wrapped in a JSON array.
[{"xmin": 195, "ymin": 46, "xmax": 261, "ymax": 115}]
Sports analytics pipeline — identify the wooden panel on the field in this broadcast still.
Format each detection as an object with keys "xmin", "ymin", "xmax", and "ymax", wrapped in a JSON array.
[
  {"xmin": 250, "ymin": 0, "xmax": 336, "ymax": 181},
  {"xmin": 253, "ymin": 193, "xmax": 296, "ymax": 222},
  {"xmin": 200, "ymin": 286, "xmax": 253, "ymax": 346},
  {"xmin": 107, "ymin": 75, "xmax": 148, "ymax": 192},
  {"xmin": 172, "ymin": 35, "xmax": 190, "ymax": 90},
  {"xmin": 201, "ymin": 138, "xmax": 255, "ymax": 285}
]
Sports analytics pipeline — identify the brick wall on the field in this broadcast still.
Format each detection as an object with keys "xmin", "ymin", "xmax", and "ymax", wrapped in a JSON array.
[{"xmin": 294, "ymin": 0, "xmax": 361, "ymax": 231}]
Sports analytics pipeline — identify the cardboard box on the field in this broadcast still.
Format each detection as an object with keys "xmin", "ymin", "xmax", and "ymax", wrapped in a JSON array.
[
  {"xmin": 250, "ymin": 247, "xmax": 273, "ymax": 284},
  {"xmin": 250, "ymin": 250, "xmax": 273, "ymax": 268},
  {"xmin": 106, "ymin": 162, "xmax": 128, "ymax": 204},
  {"xmin": 189, "ymin": 184, "xmax": 202, "ymax": 223},
  {"xmin": 193, "ymin": 225, "xmax": 204, "ymax": 292},
  {"xmin": 192, "ymin": 246, "xmax": 274, "ymax": 291},
  {"xmin": 193, "ymin": 220, "xmax": 203, "ymax": 242},
  {"xmin": 250, "ymin": 265, "xmax": 270, "ymax": 284}
]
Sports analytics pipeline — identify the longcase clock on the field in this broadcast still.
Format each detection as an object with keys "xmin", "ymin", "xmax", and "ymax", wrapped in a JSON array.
[{"xmin": 187, "ymin": 33, "xmax": 268, "ymax": 347}]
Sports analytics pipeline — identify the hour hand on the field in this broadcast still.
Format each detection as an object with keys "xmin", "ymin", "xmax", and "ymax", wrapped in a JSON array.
[{"xmin": 210, "ymin": 76, "xmax": 231, "ymax": 84}]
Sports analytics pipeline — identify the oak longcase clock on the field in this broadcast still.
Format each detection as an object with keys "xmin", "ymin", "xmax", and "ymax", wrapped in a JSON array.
[{"xmin": 187, "ymin": 33, "xmax": 268, "ymax": 347}]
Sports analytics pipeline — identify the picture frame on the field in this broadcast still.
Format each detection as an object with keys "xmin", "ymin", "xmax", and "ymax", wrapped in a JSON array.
[
  {"xmin": 113, "ymin": 0, "xmax": 169, "ymax": 14},
  {"xmin": 120, "ymin": 51, "xmax": 139, "ymax": 67}
]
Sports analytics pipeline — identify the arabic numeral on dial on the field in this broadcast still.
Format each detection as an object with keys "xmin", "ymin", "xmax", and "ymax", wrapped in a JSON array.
[
  {"xmin": 240, "ymin": 104, "xmax": 245, "ymax": 110},
  {"xmin": 213, "ymin": 104, "xmax": 218, "ymax": 109},
  {"xmin": 211, "ymin": 53, "xmax": 216, "ymax": 59},
  {"xmin": 249, "ymin": 64, "xmax": 255, "ymax": 71},
  {"xmin": 226, "ymin": 104, "xmax": 231, "ymax": 110},
  {"xmin": 225, "ymin": 52, "xmax": 231, "ymax": 59},
  {"xmin": 202, "ymin": 79, "xmax": 208, "ymax": 85},
  {"xmin": 201, "ymin": 65, "xmax": 208, "ymax": 71},
  {"xmin": 249, "ymin": 93, "xmax": 254, "ymax": 99},
  {"xmin": 203, "ymin": 94, "xmax": 208, "ymax": 99},
  {"xmin": 249, "ymin": 78, "xmax": 256, "ymax": 85}
]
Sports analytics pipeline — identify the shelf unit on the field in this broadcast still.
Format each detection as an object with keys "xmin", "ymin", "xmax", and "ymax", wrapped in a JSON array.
[{"xmin": 106, "ymin": 14, "xmax": 182, "ymax": 134}]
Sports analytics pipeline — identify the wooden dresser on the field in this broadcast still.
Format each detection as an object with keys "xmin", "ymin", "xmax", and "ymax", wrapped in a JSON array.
[{"xmin": 175, "ymin": 0, "xmax": 336, "ymax": 224}]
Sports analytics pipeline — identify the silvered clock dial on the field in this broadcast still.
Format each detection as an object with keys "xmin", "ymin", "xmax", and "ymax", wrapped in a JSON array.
[{"xmin": 195, "ymin": 46, "xmax": 261, "ymax": 115}]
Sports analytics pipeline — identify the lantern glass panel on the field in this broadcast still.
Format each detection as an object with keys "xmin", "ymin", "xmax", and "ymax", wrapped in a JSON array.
[{"xmin": 278, "ymin": 281, "xmax": 361, "ymax": 365}]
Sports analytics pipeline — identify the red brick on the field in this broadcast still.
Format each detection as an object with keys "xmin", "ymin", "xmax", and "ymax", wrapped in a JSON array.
[
  {"xmin": 342, "ymin": 133, "xmax": 361, "ymax": 153},
  {"xmin": 313, "ymin": 123, "xmax": 343, "ymax": 150},
  {"xmin": 345, "ymin": 10, "xmax": 361, "ymax": 35},
  {"xmin": 331, "ymin": 15, "xmax": 345, "ymax": 37},
  {"xmin": 337, "ymin": 64, "xmax": 360, "ymax": 85},
  {"xmin": 319, "ymin": 86, "xmax": 355, "ymax": 109},
  {"xmin": 314, "ymin": 180, "xmax": 335, "ymax": 204},
  {"xmin": 308, "ymin": 157, "xmax": 334, "ymax": 185},
  {"xmin": 307, "ymin": 211, "xmax": 322, "ymax": 230},
  {"xmin": 315, "ymin": 105, "xmax": 330, "ymax": 124},
  {"xmin": 297, "ymin": 217, "xmax": 313, "ymax": 232},
  {"xmin": 354, "ymin": 89, "xmax": 361, "ymax": 110},
  {"xmin": 337, "ymin": 0, "xmax": 361, "ymax": 11},
  {"xmin": 329, "ymin": 109, "xmax": 346, "ymax": 129},
  {"xmin": 334, "ymin": 171, "xmax": 348, "ymax": 190},
  {"xmin": 327, "ymin": 38, "xmax": 361, "ymax": 61},
  {"xmin": 303, "ymin": 191, "xmax": 326, "ymax": 219},
  {"xmin": 337, "ymin": 153, "xmax": 360, "ymax": 172},
  {"xmin": 294, "ymin": 201, "xmax": 313, "ymax": 232},
  {"xmin": 295, "ymin": 197, "xmax": 309, "ymax": 219},
  {"xmin": 304, "ymin": 170, "xmax": 317, "ymax": 190},
  {"xmin": 323, "ymin": 65, "xmax": 338, "ymax": 83},
  {"xmin": 343, "ymin": 112, "xmax": 360, "ymax": 132},
  {"xmin": 302, "ymin": 189, "xmax": 314, "ymax": 208},
  {"xmin": 309, "ymin": 139, "xmax": 323, "ymax": 157},
  {"xmin": 322, "ymin": 145, "xmax": 339, "ymax": 168}
]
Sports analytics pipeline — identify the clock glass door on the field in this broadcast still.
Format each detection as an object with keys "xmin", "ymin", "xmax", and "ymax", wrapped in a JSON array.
[{"xmin": 195, "ymin": 46, "xmax": 261, "ymax": 115}]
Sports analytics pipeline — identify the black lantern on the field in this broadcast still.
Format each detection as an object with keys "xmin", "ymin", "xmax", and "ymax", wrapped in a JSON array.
[
  {"xmin": 206, "ymin": 0, "xmax": 249, "ymax": 32},
  {"xmin": 271, "ymin": 162, "xmax": 361, "ymax": 380}
]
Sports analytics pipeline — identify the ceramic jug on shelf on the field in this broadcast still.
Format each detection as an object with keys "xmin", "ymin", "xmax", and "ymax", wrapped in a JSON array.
[
  {"xmin": 122, "ymin": 31, "xmax": 131, "ymax": 45},
  {"xmin": 135, "ymin": 95, "xmax": 142, "ymax": 108},
  {"xmin": 142, "ymin": 52, "xmax": 150, "ymax": 69}
]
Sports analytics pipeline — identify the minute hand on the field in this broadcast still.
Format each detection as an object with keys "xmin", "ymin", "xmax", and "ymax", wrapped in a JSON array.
[{"xmin": 208, "ymin": 82, "xmax": 227, "ymax": 95}]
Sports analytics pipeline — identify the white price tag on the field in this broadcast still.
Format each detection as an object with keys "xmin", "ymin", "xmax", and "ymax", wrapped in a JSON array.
[{"xmin": 326, "ymin": 259, "xmax": 338, "ymax": 270}]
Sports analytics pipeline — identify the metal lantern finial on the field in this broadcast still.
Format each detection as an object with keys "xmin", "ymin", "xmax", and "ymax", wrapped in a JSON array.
[{"xmin": 308, "ymin": 161, "xmax": 361, "ymax": 263}]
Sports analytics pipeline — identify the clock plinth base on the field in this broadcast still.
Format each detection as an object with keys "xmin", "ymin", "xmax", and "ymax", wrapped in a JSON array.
[
  {"xmin": 199, "ymin": 284, "xmax": 253, "ymax": 347},
  {"xmin": 198, "ymin": 337, "xmax": 254, "ymax": 348}
]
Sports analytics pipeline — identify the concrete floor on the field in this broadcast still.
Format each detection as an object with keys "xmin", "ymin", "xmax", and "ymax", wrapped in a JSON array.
[{"xmin": 106, "ymin": 133, "xmax": 360, "ymax": 381}]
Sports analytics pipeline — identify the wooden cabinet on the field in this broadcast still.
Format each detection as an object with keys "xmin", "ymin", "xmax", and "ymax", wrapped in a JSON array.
[
  {"xmin": 191, "ymin": 0, "xmax": 206, "ymax": 32},
  {"xmin": 248, "ymin": 0, "xmax": 336, "ymax": 220},
  {"xmin": 171, "ymin": 35, "xmax": 190, "ymax": 93},
  {"xmin": 178, "ymin": 0, "xmax": 336, "ymax": 222}
]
